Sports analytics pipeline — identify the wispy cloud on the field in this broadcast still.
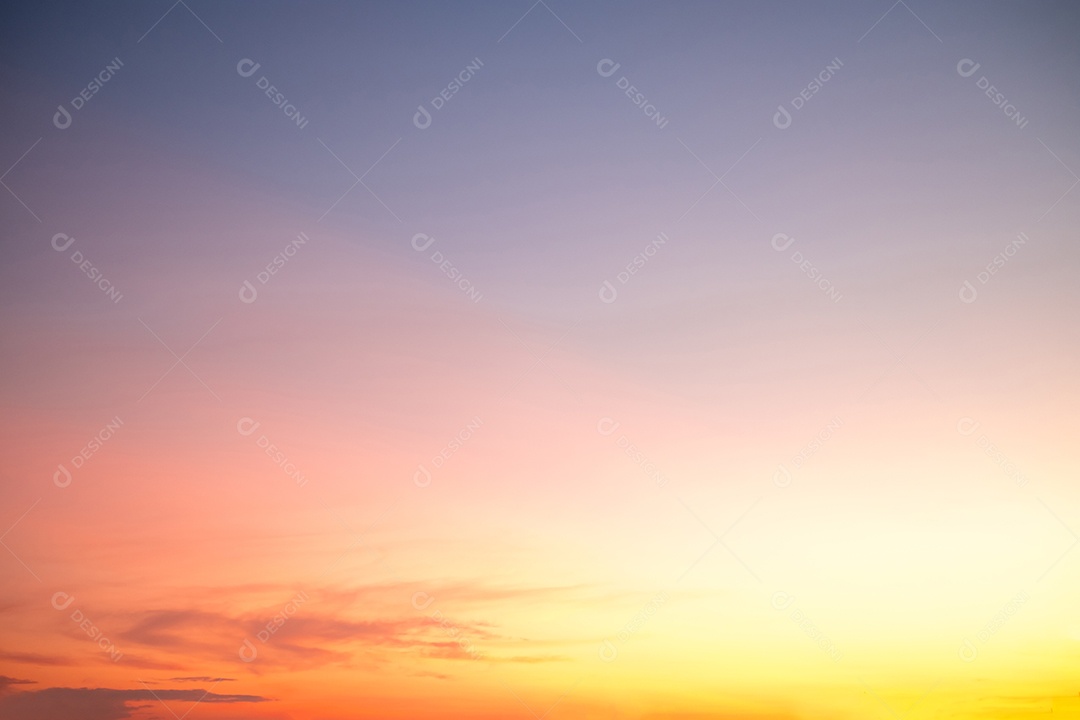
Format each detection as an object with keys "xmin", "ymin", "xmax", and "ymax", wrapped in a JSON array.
[
  {"xmin": 96, "ymin": 581, "xmax": 584, "ymax": 671},
  {"xmin": 0, "ymin": 686, "xmax": 269, "ymax": 720},
  {"xmin": 0, "ymin": 676, "xmax": 36, "ymax": 694},
  {"xmin": 0, "ymin": 652, "xmax": 74, "ymax": 667}
]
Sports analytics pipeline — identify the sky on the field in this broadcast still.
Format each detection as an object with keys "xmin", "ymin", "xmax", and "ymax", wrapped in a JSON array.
[{"xmin": 1, "ymin": 1, "xmax": 1079, "ymax": 718}]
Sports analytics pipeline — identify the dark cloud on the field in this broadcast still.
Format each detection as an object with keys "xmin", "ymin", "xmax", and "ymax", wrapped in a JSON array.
[
  {"xmin": 0, "ymin": 686, "xmax": 269, "ymax": 720},
  {"xmin": 0, "ymin": 676, "xmax": 36, "ymax": 694}
]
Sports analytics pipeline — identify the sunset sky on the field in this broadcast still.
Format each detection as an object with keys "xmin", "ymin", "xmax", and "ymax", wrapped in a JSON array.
[{"xmin": 1, "ymin": 1, "xmax": 1079, "ymax": 718}]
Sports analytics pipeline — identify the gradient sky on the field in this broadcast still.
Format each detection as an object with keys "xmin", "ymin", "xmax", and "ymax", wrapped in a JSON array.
[{"xmin": 2, "ymin": 1, "xmax": 1079, "ymax": 719}]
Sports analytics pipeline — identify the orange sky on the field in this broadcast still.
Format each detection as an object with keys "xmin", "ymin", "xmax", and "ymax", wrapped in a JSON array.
[{"xmin": 2, "ymin": 1, "xmax": 1080, "ymax": 719}]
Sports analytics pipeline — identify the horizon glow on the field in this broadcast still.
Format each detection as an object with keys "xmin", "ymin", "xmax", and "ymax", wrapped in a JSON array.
[{"xmin": 1, "ymin": 2, "xmax": 1079, "ymax": 719}]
